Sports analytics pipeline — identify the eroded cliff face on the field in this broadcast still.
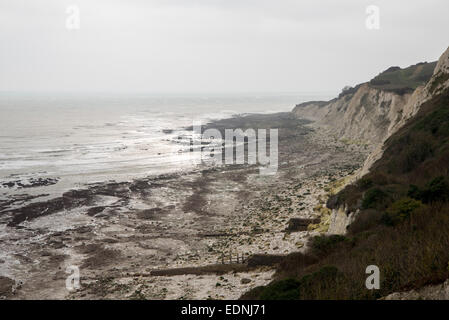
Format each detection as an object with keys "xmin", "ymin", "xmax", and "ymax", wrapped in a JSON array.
[
  {"xmin": 294, "ymin": 46, "xmax": 449, "ymax": 235},
  {"xmin": 294, "ymin": 47, "xmax": 449, "ymax": 150},
  {"xmin": 321, "ymin": 85, "xmax": 410, "ymax": 144},
  {"xmin": 293, "ymin": 85, "xmax": 410, "ymax": 145},
  {"xmin": 326, "ymin": 205, "xmax": 358, "ymax": 235},
  {"xmin": 360, "ymin": 46, "xmax": 449, "ymax": 176}
]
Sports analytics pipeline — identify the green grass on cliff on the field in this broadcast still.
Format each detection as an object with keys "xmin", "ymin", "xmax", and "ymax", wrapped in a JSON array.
[
  {"xmin": 369, "ymin": 62, "xmax": 437, "ymax": 95},
  {"xmin": 242, "ymin": 87, "xmax": 449, "ymax": 300}
]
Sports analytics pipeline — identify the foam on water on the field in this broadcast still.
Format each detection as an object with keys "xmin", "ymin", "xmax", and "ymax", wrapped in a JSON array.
[{"xmin": 0, "ymin": 92, "xmax": 334, "ymax": 198}]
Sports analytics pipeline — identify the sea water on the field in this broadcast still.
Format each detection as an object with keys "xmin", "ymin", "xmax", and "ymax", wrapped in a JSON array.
[{"xmin": 0, "ymin": 92, "xmax": 333, "ymax": 198}]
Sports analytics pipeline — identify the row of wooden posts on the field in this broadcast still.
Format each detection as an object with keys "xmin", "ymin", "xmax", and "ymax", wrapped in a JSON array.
[{"xmin": 220, "ymin": 252, "xmax": 248, "ymax": 264}]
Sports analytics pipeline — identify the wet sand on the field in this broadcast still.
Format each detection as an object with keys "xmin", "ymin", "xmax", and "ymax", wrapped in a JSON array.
[{"xmin": 0, "ymin": 112, "xmax": 369, "ymax": 299}]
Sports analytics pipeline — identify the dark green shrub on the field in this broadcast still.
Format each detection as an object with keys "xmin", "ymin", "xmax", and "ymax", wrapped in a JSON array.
[
  {"xmin": 357, "ymin": 178, "xmax": 373, "ymax": 190},
  {"xmin": 421, "ymin": 176, "xmax": 449, "ymax": 203},
  {"xmin": 347, "ymin": 209, "xmax": 383, "ymax": 234},
  {"xmin": 276, "ymin": 252, "xmax": 319, "ymax": 278},
  {"xmin": 259, "ymin": 278, "xmax": 300, "ymax": 300},
  {"xmin": 362, "ymin": 188, "xmax": 388, "ymax": 209},
  {"xmin": 408, "ymin": 177, "xmax": 449, "ymax": 204},
  {"xmin": 310, "ymin": 235, "xmax": 349, "ymax": 256},
  {"xmin": 297, "ymin": 266, "xmax": 344, "ymax": 299},
  {"xmin": 381, "ymin": 197, "xmax": 422, "ymax": 226},
  {"xmin": 407, "ymin": 184, "xmax": 422, "ymax": 200}
]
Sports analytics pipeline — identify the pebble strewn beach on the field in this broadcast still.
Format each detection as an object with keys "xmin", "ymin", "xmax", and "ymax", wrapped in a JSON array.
[{"xmin": 0, "ymin": 113, "xmax": 370, "ymax": 299}]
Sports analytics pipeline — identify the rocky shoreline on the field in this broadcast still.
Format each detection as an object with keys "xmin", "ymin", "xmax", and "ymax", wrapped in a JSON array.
[{"xmin": 0, "ymin": 112, "xmax": 370, "ymax": 299}]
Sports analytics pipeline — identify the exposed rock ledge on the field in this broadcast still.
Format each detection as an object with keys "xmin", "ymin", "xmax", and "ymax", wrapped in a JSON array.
[{"xmin": 326, "ymin": 205, "xmax": 358, "ymax": 235}]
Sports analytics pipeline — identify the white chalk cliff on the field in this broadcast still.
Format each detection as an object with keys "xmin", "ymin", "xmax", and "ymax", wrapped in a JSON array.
[{"xmin": 293, "ymin": 46, "xmax": 449, "ymax": 235}]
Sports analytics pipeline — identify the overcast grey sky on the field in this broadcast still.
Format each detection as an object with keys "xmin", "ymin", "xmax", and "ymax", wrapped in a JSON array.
[{"xmin": 0, "ymin": 0, "xmax": 448, "ymax": 94}]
